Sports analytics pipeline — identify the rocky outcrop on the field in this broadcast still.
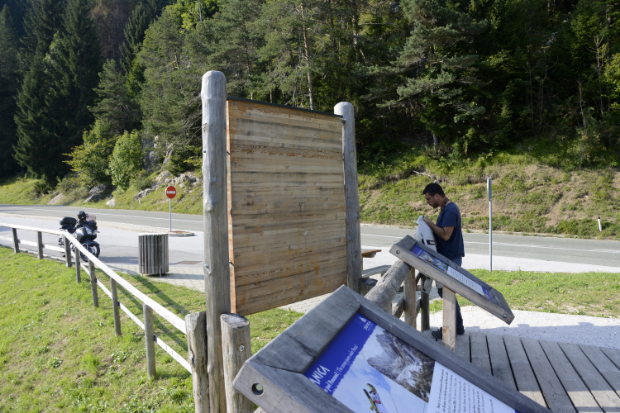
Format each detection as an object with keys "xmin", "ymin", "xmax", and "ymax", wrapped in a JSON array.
[
  {"xmin": 84, "ymin": 184, "xmax": 112, "ymax": 203},
  {"xmin": 48, "ymin": 193, "xmax": 67, "ymax": 205}
]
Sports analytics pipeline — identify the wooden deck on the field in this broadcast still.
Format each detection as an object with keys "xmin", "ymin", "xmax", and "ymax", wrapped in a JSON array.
[{"xmin": 448, "ymin": 332, "xmax": 620, "ymax": 412}]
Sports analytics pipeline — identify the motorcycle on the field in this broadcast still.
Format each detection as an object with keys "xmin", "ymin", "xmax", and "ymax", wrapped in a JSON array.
[{"xmin": 58, "ymin": 212, "xmax": 101, "ymax": 262}]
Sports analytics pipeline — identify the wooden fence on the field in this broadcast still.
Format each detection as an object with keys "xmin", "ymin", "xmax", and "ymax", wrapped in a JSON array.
[{"xmin": 0, "ymin": 222, "xmax": 236, "ymax": 412}]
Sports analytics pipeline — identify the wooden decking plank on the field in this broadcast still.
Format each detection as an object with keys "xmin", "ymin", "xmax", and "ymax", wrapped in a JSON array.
[
  {"xmin": 559, "ymin": 342, "xmax": 620, "ymax": 411},
  {"xmin": 504, "ymin": 335, "xmax": 547, "ymax": 408},
  {"xmin": 601, "ymin": 348, "xmax": 620, "ymax": 371},
  {"xmin": 487, "ymin": 334, "xmax": 517, "ymax": 390},
  {"xmin": 456, "ymin": 334, "xmax": 470, "ymax": 362},
  {"xmin": 580, "ymin": 345, "xmax": 620, "ymax": 399},
  {"xmin": 470, "ymin": 332, "xmax": 492, "ymax": 375},
  {"xmin": 540, "ymin": 340, "xmax": 602, "ymax": 413},
  {"xmin": 522, "ymin": 338, "xmax": 577, "ymax": 413}
]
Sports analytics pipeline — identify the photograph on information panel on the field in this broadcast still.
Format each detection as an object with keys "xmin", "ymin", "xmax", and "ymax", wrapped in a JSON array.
[
  {"xmin": 410, "ymin": 245, "xmax": 497, "ymax": 304},
  {"xmin": 303, "ymin": 313, "xmax": 519, "ymax": 413}
]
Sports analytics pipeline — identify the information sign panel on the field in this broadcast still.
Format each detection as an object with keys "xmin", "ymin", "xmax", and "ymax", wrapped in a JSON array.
[
  {"xmin": 233, "ymin": 286, "xmax": 548, "ymax": 413},
  {"xmin": 390, "ymin": 235, "xmax": 513, "ymax": 324}
]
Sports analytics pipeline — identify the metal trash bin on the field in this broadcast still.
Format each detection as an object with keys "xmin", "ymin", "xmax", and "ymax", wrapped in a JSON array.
[{"xmin": 138, "ymin": 233, "xmax": 169, "ymax": 276}]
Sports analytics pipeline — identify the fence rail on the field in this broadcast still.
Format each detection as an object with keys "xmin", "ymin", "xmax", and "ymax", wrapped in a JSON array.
[{"xmin": 0, "ymin": 222, "xmax": 190, "ymax": 376}]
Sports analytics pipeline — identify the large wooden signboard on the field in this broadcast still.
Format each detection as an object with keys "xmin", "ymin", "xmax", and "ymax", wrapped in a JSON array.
[
  {"xmin": 233, "ymin": 286, "xmax": 548, "ymax": 413},
  {"xmin": 226, "ymin": 97, "xmax": 348, "ymax": 315},
  {"xmin": 391, "ymin": 235, "xmax": 514, "ymax": 324}
]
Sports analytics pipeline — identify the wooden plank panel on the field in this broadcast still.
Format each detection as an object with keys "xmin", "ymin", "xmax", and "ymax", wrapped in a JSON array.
[
  {"xmin": 539, "ymin": 340, "xmax": 602, "ymax": 413},
  {"xmin": 522, "ymin": 338, "xmax": 576, "ymax": 413},
  {"xmin": 559, "ymin": 342, "xmax": 620, "ymax": 411},
  {"xmin": 487, "ymin": 335, "xmax": 517, "ymax": 390},
  {"xmin": 580, "ymin": 345, "xmax": 620, "ymax": 399},
  {"xmin": 234, "ymin": 256, "xmax": 347, "ymax": 287},
  {"xmin": 470, "ymin": 332, "xmax": 492, "ymax": 375},
  {"xmin": 503, "ymin": 335, "xmax": 547, "ymax": 408},
  {"xmin": 602, "ymin": 348, "xmax": 620, "ymax": 371},
  {"xmin": 456, "ymin": 334, "xmax": 470, "ymax": 361},
  {"xmin": 228, "ymin": 99, "xmax": 347, "ymax": 315}
]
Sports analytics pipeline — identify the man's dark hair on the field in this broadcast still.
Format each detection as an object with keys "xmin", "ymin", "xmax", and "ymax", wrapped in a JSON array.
[{"xmin": 423, "ymin": 183, "xmax": 445, "ymax": 197}]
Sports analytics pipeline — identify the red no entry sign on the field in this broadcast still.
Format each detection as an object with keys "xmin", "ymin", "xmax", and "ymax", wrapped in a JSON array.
[{"xmin": 165, "ymin": 186, "xmax": 177, "ymax": 199}]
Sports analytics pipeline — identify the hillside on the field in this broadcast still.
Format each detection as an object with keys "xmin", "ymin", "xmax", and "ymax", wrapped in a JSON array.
[{"xmin": 1, "ymin": 152, "xmax": 618, "ymax": 239}]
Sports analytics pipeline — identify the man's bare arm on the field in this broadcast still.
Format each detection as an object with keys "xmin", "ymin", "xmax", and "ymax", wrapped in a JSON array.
[{"xmin": 422, "ymin": 216, "xmax": 454, "ymax": 241}]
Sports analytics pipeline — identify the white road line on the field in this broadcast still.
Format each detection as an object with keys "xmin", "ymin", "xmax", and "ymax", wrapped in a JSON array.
[
  {"xmin": 360, "ymin": 234, "xmax": 620, "ymax": 254},
  {"xmin": 1, "ymin": 207, "xmax": 200, "ymax": 223}
]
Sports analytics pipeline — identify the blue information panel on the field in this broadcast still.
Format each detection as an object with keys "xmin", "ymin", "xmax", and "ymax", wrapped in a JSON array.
[{"xmin": 304, "ymin": 313, "xmax": 518, "ymax": 413}]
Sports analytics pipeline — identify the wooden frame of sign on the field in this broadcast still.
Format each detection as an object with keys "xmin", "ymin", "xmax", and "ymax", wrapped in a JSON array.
[
  {"xmin": 391, "ymin": 235, "xmax": 514, "ymax": 324},
  {"xmin": 233, "ymin": 286, "xmax": 548, "ymax": 413}
]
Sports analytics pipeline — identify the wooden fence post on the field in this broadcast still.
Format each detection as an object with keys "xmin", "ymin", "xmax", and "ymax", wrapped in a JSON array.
[
  {"xmin": 403, "ymin": 267, "xmax": 417, "ymax": 329},
  {"xmin": 64, "ymin": 236, "xmax": 72, "ymax": 268},
  {"xmin": 88, "ymin": 260, "xmax": 98, "ymax": 307},
  {"xmin": 143, "ymin": 304, "xmax": 156, "ymax": 379},
  {"xmin": 202, "ymin": 70, "xmax": 230, "ymax": 413},
  {"xmin": 442, "ymin": 287, "xmax": 457, "ymax": 352},
  {"xmin": 37, "ymin": 231, "xmax": 43, "ymax": 259},
  {"xmin": 420, "ymin": 275, "xmax": 430, "ymax": 331},
  {"xmin": 111, "ymin": 279, "xmax": 121, "ymax": 336},
  {"xmin": 12, "ymin": 228, "xmax": 19, "ymax": 253},
  {"xmin": 75, "ymin": 248, "xmax": 81, "ymax": 283},
  {"xmin": 186, "ymin": 312, "xmax": 209, "ymax": 413},
  {"xmin": 221, "ymin": 313, "xmax": 253, "ymax": 413},
  {"xmin": 335, "ymin": 102, "xmax": 361, "ymax": 294}
]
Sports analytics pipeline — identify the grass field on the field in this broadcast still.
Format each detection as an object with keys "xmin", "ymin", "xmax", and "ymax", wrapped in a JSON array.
[{"xmin": 0, "ymin": 246, "xmax": 302, "ymax": 412}]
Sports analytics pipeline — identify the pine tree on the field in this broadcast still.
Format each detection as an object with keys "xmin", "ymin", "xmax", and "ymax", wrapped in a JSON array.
[
  {"xmin": 390, "ymin": 0, "xmax": 488, "ymax": 152},
  {"xmin": 14, "ymin": 55, "xmax": 60, "ymax": 182},
  {"xmin": 46, "ymin": 0, "xmax": 102, "ymax": 153},
  {"xmin": 0, "ymin": 5, "xmax": 22, "ymax": 177},
  {"xmin": 90, "ymin": 59, "xmax": 141, "ymax": 136},
  {"xmin": 21, "ymin": 0, "xmax": 66, "ymax": 65}
]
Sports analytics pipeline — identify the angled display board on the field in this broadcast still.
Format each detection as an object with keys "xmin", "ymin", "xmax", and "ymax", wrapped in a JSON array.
[
  {"xmin": 391, "ymin": 235, "xmax": 514, "ymax": 324},
  {"xmin": 233, "ymin": 286, "xmax": 549, "ymax": 413},
  {"xmin": 226, "ymin": 97, "xmax": 348, "ymax": 315}
]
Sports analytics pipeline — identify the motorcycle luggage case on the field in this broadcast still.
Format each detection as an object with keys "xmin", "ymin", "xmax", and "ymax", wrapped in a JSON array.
[{"xmin": 59, "ymin": 217, "xmax": 77, "ymax": 226}]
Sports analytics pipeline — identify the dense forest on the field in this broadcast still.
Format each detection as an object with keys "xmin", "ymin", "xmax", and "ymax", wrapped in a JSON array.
[{"xmin": 0, "ymin": 0, "xmax": 618, "ymax": 191}]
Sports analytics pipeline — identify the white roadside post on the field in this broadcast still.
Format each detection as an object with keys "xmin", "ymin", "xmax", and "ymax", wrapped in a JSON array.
[
  {"xmin": 487, "ymin": 177, "xmax": 493, "ymax": 272},
  {"xmin": 165, "ymin": 186, "xmax": 176, "ymax": 231}
]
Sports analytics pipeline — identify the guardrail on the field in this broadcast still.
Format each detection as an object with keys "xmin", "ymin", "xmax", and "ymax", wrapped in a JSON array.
[{"xmin": 0, "ymin": 223, "xmax": 191, "ymax": 374}]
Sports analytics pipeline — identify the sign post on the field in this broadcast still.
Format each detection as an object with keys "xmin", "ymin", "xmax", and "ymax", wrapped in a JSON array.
[
  {"xmin": 165, "ymin": 186, "xmax": 176, "ymax": 231},
  {"xmin": 487, "ymin": 177, "xmax": 492, "ymax": 272}
]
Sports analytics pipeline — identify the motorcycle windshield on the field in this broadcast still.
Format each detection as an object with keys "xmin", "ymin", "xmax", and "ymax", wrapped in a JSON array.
[{"xmin": 85, "ymin": 216, "xmax": 97, "ymax": 226}]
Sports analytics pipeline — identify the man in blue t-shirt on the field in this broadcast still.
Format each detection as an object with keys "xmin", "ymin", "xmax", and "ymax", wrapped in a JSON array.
[{"xmin": 421, "ymin": 183, "xmax": 465, "ymax": 340}]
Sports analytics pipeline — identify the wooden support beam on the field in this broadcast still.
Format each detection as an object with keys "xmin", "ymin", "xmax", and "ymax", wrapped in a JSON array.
[
  {"xmin": 37, "ymin": 231, "xmax": 43, "ymax": 259},
  {"xmin": 364, "ymin": 260, "xmax": 411, "ymax": 313},
  {"xmin": 202, "ymin": 70, "xmax": 230, "ymax": 413},
  {"xmin": 221, "ymin": 313, "xmax": 253, "ymax": 413},
  {"xmin": 404, "ymin": 268, "xmax": 417, "ymax": 329},
  {"xmin": 335, "ymin": 102, "xmax": 361, "ymax": 294},
  {"xmin": 186, "ymin": 312, "xmax": 209, "ymax": 413},
  {"xmin": 442, "ymin": 287, "xmax": 457, "ymax": 352},
  {"xmin": 420, "ymin": 274, "xmax": 430, "ymax": 331},
  {"xmin": 88, "ymin": 260, "xmax": 98, "ymax": 307},
  {"xmin": 143, "ymin": 304, "xmax": 156, "ymax": 379},
  {"xmin": 111, "ymin": 279, "xmax": 121, "ymax": 336}
]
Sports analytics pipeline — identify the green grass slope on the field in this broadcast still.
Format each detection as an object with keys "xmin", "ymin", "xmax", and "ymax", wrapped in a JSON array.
[
  {"xmin": 1, "ymin": 150, "xmax": 618, "ymax": 239},
  {"xmin": 0, "ymin": 246, "xmax": 302, "ymax": 412}
]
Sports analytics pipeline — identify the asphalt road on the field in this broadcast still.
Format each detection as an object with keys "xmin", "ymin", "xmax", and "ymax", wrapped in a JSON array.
[{"xmin": 1, "ymin": 204, "xmax": 619, "ymax": 270}]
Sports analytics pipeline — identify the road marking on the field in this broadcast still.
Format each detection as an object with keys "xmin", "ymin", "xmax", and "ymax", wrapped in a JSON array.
[
  {"xmin": 360, "ymin": 234, "xmax": 620, "ymax": 254},
  {"xmin": 1, "ymin": 207, "xmax": 201, "ymax": 223}
]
